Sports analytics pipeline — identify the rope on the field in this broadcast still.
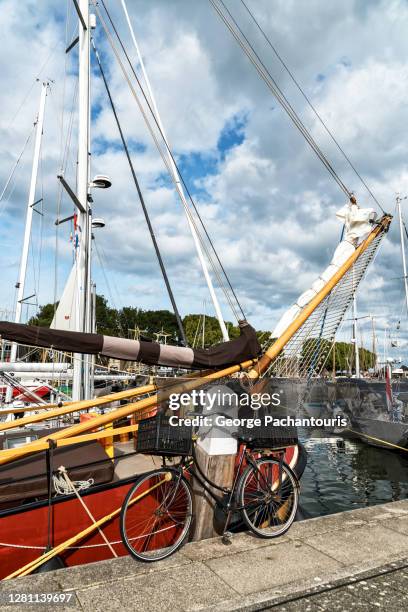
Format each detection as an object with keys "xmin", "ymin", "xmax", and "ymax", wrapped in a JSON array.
[
  {"xmin": 239, "ymin": 0, "xmax": 385, "ymax": 214},
  {"xmin": 0, "ymin": 126, "xmax": 35, "ymax": 217},
  {"xmin": 56, "ymin": 466, "xmax": 118, "ymax": 558},
  {"xmin": 210, "ymin": 0, "xmax": 352, "ymax": 200},
  {"xmin": 94, "ymin": 0, "xmax": 245, "ymax": 322},
  {"xmin": 52, "ymin": 474, "xmax": 94, "ymax": 495}
]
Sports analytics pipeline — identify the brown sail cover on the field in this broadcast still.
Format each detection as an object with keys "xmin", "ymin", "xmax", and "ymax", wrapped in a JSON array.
[
  {"xmin": 0, "ymin": 320, "xmax": 261, "ymax": 369},
  {"xmin": 0, "ymin": 441, "xmax": 114, "ymax": 505}
]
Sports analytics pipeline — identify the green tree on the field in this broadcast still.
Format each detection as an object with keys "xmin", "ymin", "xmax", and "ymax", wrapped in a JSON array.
[
  {"xmin": 118, "ymin": 307, "xmax": 179, "ymax": 341},
  {"xmin": 28, "ymin": 302, "xmax": 58, "ymax": 327},
  {"xmin": 95, "ymin": 294, "xmax": 120, "ymax": 336}
]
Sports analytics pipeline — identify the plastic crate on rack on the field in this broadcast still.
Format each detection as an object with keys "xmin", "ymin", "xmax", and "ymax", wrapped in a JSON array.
[
  {"xmin": 136, "ymin": 414, "xmax": 192, "ymax": 456},
  {"xmin": 238, "ymin": 422, "xmax": 298, "ymax": 450}
]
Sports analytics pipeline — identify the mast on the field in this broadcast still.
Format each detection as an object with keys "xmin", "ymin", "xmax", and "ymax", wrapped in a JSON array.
[
  {"xmin": 6, "ymin": 82, "xmax": 48, "ymax": 403},
  {"xmin": 371, "ymin": 315, "xmax": 377, "ymax": 373},
  {"xmin": 72, "ymin": 0, "xmax": 91, "ymax": 401},
  {"xmin": 120, "ymin": 0, "xmax": 229, "ymax": 341},
  {"xmin": 397, "ymin": 195, "xmax": 408, "ymax": 317},
  {"xmin": 352, "ymin": 295, "xmax": 360, "ymax": 378}
]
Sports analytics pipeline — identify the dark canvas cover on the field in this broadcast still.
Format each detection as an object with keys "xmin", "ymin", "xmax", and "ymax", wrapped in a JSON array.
[
  {"xmin": 191, "ymin": 322, "xmax": 261, "ymax": 368},
  {"xmin": 0, "ymin": 322, "xmax": 103, "ymax": 354},
  {"xmin": 0, "ymin": 441, "xmax": 114, "ymax": 505},
  {"xmin": 0, "ymin": 320, "xmax": 261, "ymax": 369}
]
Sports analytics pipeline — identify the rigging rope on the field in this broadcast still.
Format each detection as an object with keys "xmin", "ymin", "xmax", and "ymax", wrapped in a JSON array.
[
  {"xmin": 239, "ymin": 0, "xmax": 385, "ymax": 214},
  {"xmin": 91, "ymin": 39, "xmax": 187, "ymax": 346},
  {"xmin": 0, "ymin": 127, "xmax": 35, "ymax": 216},
  {"xmin": 210, "ymin": 0, "xmax": 353, "ymax": 200},
  {"xmin": 94, "ymin": 0, "xmax": 245, "ymax": 323}
]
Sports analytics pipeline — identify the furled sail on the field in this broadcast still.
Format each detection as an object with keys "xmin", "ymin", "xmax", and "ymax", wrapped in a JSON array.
[
  {"xmin": 265, "ymin": 208, "xmax": 389, "ymax": 379},
  {"xmin": 272, "ymin": 200, "xmax": 377, "ymax": 339},
  {"xmin": 0, "ymin": 320, "xmax": 260, "ymax": 370}
]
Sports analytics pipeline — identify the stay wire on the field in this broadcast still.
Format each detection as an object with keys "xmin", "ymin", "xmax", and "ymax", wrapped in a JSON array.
[
  {"xmin": 99, "ymin": 0, "xmax": 244, "ymax": 322},
  {"xmin": 96, "ymin": 1, "xmax": 238, "ymax": 322},
  {"xmin": 210, "ymin": 0, "xmax": 352, "ymax": 200},
  {"xmin": 91, "ymin": 38, "xmax": 188, "ymax": 347},
  {"xmin": 0, "ymin": 125, "xmax": 35, "ymax": 211},
  {"xmin": 96, "ymin": 0, "xmax": 245, "ymax": 322},
  {"xmin": 240, "ymin": 0, "xmax": 384, "ymax": 214}
]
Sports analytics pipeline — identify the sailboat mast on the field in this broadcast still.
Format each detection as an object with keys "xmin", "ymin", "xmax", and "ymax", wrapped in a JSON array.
[
  {"xmin": 72, "ymin": 0, "xmax": 92, "ymax": 401},
  {"xmin": 397, "ymin": 195, "xmax": 408, "ymax": 317},
  {"xmin": 120, "ymin": 0, "xmax": 229, "ymax": 342},
  {"xmin": 6, "ymin": 82, "xmax": 48, "ymax": 402},
  {"xmin": 371, "ymin": 315, "xmax": 377, "ymax": 373},
  {"xmin": 352, "ymin": 295, "xmax": 360, "ymax": 378}
]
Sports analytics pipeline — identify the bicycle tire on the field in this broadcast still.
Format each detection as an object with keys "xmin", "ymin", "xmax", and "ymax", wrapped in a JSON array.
[
  {"xmin": 237, "ymin": 457, "xmax": 299, "ymax": 538},
  {"xmin": 120, "ymin": 467, "xmax": 194, "ymax": 562}
]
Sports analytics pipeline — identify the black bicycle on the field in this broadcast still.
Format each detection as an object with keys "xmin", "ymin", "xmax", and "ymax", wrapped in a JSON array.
[{"xmin": 119, "ymin": 413, "xmax": 299, "ymax": 562}]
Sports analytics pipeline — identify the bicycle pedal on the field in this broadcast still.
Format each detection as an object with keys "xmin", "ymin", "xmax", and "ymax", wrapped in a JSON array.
[{"xmin": 222, "ymin": 532, "xmax": 233, "ymax": 545}]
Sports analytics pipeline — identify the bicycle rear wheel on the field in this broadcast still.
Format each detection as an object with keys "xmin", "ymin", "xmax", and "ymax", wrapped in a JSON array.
[
  {"xmin": 237, "ymin": 457, "xmax": 299, "ymax": 538},
  {"xmin": 120, "ymin": 468, "xmax": 194, "ymax": 562}
]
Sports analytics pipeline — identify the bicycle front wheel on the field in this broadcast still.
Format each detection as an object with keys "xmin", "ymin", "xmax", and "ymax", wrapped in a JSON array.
[
  {"xmin": 237, "ymin": 458, "xmax": 299, "ymax": 538},
  {"xmin": 120, "ymin": 468, "xmax": 194, "ymax": 562}
]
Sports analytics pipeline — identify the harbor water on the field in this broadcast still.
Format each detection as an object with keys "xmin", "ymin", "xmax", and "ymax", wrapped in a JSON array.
[{"xmin": 299, "ymin": 435, "xmax": 408, "ymax": 517}]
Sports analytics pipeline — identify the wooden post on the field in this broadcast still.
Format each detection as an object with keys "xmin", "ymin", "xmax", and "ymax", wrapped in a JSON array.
[{"xmin": 192, "ymin": 444, "xmax": 236, "ymax": 541}]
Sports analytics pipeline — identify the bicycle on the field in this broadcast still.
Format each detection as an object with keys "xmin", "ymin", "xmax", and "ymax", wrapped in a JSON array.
[{"xmin": 119, "ymin": 413, "xmax": 299, "ymax": 562}]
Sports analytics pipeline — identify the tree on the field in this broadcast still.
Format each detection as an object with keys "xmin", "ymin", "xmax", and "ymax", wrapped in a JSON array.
[
  {"xmin": 95, "ymin": 295, "xmax": 120, "ymax": 337},
  {"xmin": 118, "ymin": 307, "xmax": 179, "ymax": 341},
  {"xmin": 28, "ymin": 302, "xmax": 58, "ymax": 327}
]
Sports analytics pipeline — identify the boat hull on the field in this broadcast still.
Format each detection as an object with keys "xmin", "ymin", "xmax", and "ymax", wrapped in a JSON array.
[
  {"xmin": 0, "ymin": 477, "xmax": 135, "ymax": 579},
  {"xmin": 351, "ymin": 416, "xmax": 408, "ymax": 450}
]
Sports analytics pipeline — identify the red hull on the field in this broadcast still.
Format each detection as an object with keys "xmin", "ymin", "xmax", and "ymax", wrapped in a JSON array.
[{"xmin": 0, "ymin": 479, "xmax": 135, "ymax": 579}]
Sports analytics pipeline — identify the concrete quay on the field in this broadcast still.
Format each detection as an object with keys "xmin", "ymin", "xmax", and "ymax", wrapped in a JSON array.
[{"xmin": 1, "ymin": 499, "xmax": 408, "ymax": 611}]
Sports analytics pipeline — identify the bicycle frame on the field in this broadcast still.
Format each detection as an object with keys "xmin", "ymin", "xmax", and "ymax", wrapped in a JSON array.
[{"xmin": 168, "ymin": 443, "xmax": 289, "ymax": 517}]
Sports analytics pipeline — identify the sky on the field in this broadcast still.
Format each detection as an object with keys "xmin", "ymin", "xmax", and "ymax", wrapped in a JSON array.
[{"xmin": 1, "ymin": 0, "xmax": 408, "ymax": 360}]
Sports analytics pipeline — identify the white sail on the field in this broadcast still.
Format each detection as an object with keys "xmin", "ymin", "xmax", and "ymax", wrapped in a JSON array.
[{"xmin": 51, "ymin": 265, "xmax": 80, "ymax": 331}]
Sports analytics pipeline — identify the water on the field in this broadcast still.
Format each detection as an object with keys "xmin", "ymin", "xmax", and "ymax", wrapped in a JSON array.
[{"xmin": 299, "ymin": 435, "xmax": 408, "ymax": 517}]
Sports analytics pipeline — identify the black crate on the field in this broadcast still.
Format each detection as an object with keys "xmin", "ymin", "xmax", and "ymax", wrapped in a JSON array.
[
  {"xmin": 238, "ymin": 423, "xmax": 298, "ymax": 449},
  {"xmin": 136, "ymin": 414, "xmax": 192, "ymax": 456}
]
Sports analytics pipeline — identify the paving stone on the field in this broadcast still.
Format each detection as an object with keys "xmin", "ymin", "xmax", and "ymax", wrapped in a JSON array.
[
  {"xmin": 183, "ymin": 531, "xmax": 290, "ymax": 562},
  {"xmin": 303, "ymin": 523, "xmax": 408, "ymax": 567},
  {"xmin": 203, "ymin": 540, "xmax": 340, "ymax": 595},
  {"xmin": 288, "ymin": 512, "xmax": 367, "ymax": 540},
  {"xmin": 378, "ymin": 515, "xmax": 408, "ymax": 537},
  {"xmin": 75, "ymin": 562, "xmax": 236, "ymax": 612},
  {"xmin": 0, "ymin": 573, "xmax": 62, "ymax": 593},
  {"xmin": 54, "ymin": 550, "xmax": 191, "ymax": 590}
]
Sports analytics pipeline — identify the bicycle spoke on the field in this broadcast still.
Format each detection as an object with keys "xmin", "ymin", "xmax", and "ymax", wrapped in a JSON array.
[
  {"xmin": 120, "ymin": 470, "xmax": 193, "ymax": 562},
  {"xmin": 239, "ymin": 458, "xmax": 298, "ymax": 538}
]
